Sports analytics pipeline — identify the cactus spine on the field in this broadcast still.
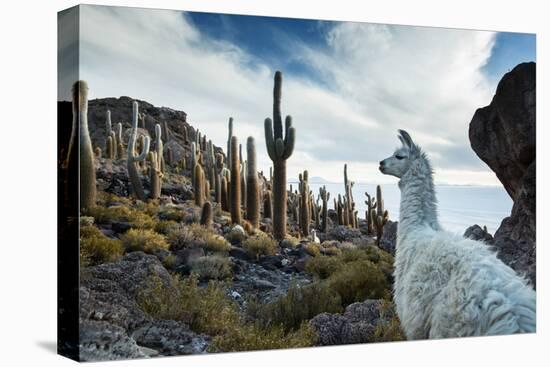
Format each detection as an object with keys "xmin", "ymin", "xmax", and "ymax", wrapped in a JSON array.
[
  {"xmin": 264, "ymin": 71, "xmax": 296, "ymax": 240},
  {"xmin": 67, "ymin": 80, "xmax": 96, "ymax": 210},
  {"xmin": 200, "ymin": 201, "xmax": 213, "ymax": 227},
  {"xmin": 230, "ymin": 136, "xmax": 241, "ymax": 224},
  {"xmin": 246, "ymin": 137, "xmax": 260, "ymax": 228},
  {"xmin": 127, "ymin": 101, "xmax": 150, "ymax": 201}
]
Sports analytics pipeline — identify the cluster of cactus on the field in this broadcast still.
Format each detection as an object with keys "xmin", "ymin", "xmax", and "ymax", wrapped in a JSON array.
[
  {"xmin": 127, "ymin": 101, "xmax": 151, "ymax": 201},
  {"xmin": 66, "ymin": 80, "xmax": 96, "ymax": 210},
  {"xmin": 364, "ymin": 191, "xmax": 377, "ymax": 235},
  {"xmin": 333, "ymin": 164, "xmax": 358, "ymax": 228},
  {"xmin": 370, "ymin": 185, "xmax": 389, "ymax": 245},
  {"xmin": 264, "ymin": 71, "xmax": 296, "ymax": 240}
]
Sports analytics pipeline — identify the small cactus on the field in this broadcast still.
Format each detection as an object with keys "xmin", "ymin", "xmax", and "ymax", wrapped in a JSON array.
[
  {"xmin": 94, "ymin": 146, "xmax": 102, "ymax": 158},
  {"xmin": 200, "ymin": 201, "xmax": 213, "ymax": 227},
  {"xmin": 147, "ymin": 151, "xmax": 163, "ymax": 199},
  {"xmin": 127, "ymin": 101, "xmax": 151, "ymax": 201}
]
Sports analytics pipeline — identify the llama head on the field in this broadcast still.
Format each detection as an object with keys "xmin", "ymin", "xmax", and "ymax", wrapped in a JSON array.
[{"xmin": 379, "ymin": 129, "xmax": 421, "ymax": 178}]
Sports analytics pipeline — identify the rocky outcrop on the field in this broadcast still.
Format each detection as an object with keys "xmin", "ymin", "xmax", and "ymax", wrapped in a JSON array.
[
  {"xmin": 469, "ymin": 62, "xmax": 536, "ymax": 286},
  {"xmin": 463, "ymin": 224, "xmax": 494, "ymax": 243},
  {"xmin": 79, "ymin": 252, "xmax": 208, "ymax": 361},
  {"xmin": 309, "ymin": 299, "xmax": 393, "ymax": 346}
]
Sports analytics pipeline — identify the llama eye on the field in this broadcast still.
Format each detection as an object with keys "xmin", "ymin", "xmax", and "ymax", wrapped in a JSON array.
[{"xmin": 396, "ymin": 155, "xmax": 405, "ymax": 160}]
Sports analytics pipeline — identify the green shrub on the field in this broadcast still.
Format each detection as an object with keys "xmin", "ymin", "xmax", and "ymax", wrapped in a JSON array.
[
  {"xmin": 157, "ymin": 206, "xmax": 186, "ymax": 222},
  {"xmin": 154, "ymin": 219, "xmax": 179, "ymax": 235},
  {"xmin": 225, "ymin": 228, "xmax": 247, "ymax": 245},
  {"xmin": 242, "ymin": 235, "xmax": 277, "ymax": 259},
  {"xmin": 80, "ymin": 225, "xmax": 123, "ymax": 266},
  {"xmin": 248, "ymin": 282, "xmax": 342, "ymax": 332},
  {"xmin": 304, "ymin": 243, "xmax": 321, "ymax": 257},
  {"xmin": 203, "ymin": 234, "xmax": 231, "ymax": 253},
  {"xmin": 372, "ymin": 300, "xmax": 406, "ymax": 342},
  {"xmin": 167, "ymin": 223, "xmax": 230, "ymax": 253},
  {"xmin": 137, "ymin": 274, "xmax": 316, "ymax": 352},
  {"xmin": 190, "ymin": 255, "xmax": 233, "ymax": 280},
  {"xmin": 120, "ymin": 228, "xmax": 169, "ymax": 253},
  {"xmin": 327, "ymin": 259, "xmax": 389, "ymax": 306},
  {"xmin": 84, "ymin": 205, "xmax": 157, "ymax": 229},
  {"xmin": 305, "ymin": 255, "xmax": 344, "ymax": 280}
]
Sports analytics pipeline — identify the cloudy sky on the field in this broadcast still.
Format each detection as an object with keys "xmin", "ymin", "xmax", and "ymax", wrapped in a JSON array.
[{"xmin": 59, "ymin": 5, "xmax": 535, "ymax": 185}]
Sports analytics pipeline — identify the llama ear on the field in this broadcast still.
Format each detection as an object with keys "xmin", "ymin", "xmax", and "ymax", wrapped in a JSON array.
[
  {"xmin": 398, "ymin": 135, "xmax": 406, "ymax": 147},
  {"xmin": 398, "ymin": 130, "xmax": 414, "ymax": 148}
]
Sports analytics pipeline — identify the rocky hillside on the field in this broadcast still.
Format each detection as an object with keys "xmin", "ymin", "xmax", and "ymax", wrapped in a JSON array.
[
  {"xmin": 69, "ymin": 92, "xmax": 402, "ymax": 360},
  {"xmin": 469, "ymin": 62, "xmax": 536, "ymax": 286}
]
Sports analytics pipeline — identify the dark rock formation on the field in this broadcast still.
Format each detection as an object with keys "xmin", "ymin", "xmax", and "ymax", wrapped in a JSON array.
[
  {"xmin": 464, "ymin": 224, "xmax": 494, "ymax": 243},
  {"xmin": 79, "ymin": 252, "xmax": 208, "ymax": 361},
  {"xmin": 378, "ymin": 220, "xmax": 398, "ymax": 256},
  {"xmin": 309, "ymin": 299, "xmax": 393, "ymax": 346},
  {"xmin": 469, "ymin": 62, "xmax": 536, "ymax": 286}
]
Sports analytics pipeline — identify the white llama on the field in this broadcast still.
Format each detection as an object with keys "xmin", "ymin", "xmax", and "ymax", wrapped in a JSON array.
[{"xmin": 379, "ymin": 129, "xmax": 535, "ymax": 339}]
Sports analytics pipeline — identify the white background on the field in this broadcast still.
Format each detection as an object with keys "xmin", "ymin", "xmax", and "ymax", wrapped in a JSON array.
[{"xmin": 0, "ymin": 0, "xmax": 547, "ymax": 365}]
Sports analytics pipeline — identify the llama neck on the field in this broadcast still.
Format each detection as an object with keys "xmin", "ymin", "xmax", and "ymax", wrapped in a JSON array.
[{"xmin": 397, "ymin": 156, "xmax": 440, "ymax": 237}]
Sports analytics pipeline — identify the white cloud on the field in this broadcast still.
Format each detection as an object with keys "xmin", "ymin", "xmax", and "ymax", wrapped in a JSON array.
[{"xmin": 75, "ymin": 5, "xmax": 500, "ymax": 186}]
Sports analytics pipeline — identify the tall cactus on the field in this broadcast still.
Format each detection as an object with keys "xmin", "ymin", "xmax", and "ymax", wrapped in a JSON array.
[
  {"xmin": 264, "ymin": 190, "xmax": 273, "ymax": 220},
  {"xmin": 246, "ymin": 137, "xmax": 260, "ymax": 228},
  {"xmin": 264, "ymin": 71, "xmax": 296, "ymax": 240},
  {"xmin": 67, "ymin": 80, "xmax": 96, "ymax": 210},
  {"xmin": 127, "ymin": 101, "xmax": 151, "ymax": 201},
  {"xmin": 116, "ymin": 122, "xmax": 124, "ymax": 158},
  {"xmin": 147, "ymin": 151, "xmax": 162, "ymax": 199},
  {"xmin": 299, "ymin": 170, "xmax": 310, "ymax": 237},
  {"xmin": 193, "ymin": 163, "xmax": 205, "ymax": 207},
  {"xmin": 221, "ymin": 175, "xmax": 229, "ymax": 212},
  {"xmin": 230, "ymin": 136, "xmax": 241, "ymax": 224},
  {"xmin": 320, "ymin": 186, "xmax": 330, "ymax": 232},
  {"xmin": 105, "ymin": 110, "xmax": 112, "ymax": 152}
]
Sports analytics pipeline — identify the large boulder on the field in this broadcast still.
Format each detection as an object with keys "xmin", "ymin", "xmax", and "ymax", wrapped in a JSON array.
[
  {"xmin": 309, "ymin": 299, "xmax": 393, "ymax": 346},
  {"xmin": 469, "ymin": 62, "xmax": 536, "ymax": 286},
  {"xmin": 79, "ymin": 252, "xmax": 208, "ymax": 361}
]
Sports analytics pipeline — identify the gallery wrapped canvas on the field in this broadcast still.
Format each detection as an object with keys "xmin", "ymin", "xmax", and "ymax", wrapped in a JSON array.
[{"xmin": 58, "ymin": 4, "xmax": 536, "ymax": 362}]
